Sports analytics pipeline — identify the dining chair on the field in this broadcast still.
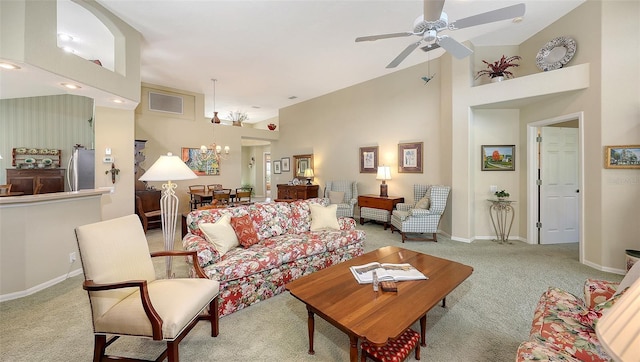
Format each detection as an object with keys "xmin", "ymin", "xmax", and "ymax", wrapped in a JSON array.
[
  {"xmin": 206, "ymin": 184, "xmax": 222, "ymax": 192},
  {"xmin": 75, "ymin": 214, "xmax": 220, "ymax": 362},
  {"xmin": 213, "ymin": 188, "xmax": 231, "ymax": 204},
  {"xmin": 33, "ymin": 182, "xmax": 44, "ymax": 195},
  {"xmin": 235, "ymin": 188, "xmax": 252, "ymax": 204},
  {"xmin": 188, "ymin": 185, "xmax": 206, "ymax": 210},
  {"xmin": 0, "ymin": 184, "xmax": 12, "ymax": 195}
]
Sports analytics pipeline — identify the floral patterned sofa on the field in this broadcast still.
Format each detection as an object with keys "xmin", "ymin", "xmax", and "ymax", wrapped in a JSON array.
[
  {"xmin": 516, "ymin": 262, "xmax": 639, "ymax": 362},
  {"xmin": 182, "ymin": 198, "xmax": 365, "ymax": 317}
]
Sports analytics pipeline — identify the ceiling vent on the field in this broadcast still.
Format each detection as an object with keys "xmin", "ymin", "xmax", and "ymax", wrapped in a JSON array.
[{"xmin": 149, "ymin": 92, "xmax": 183, "ymax": 114}]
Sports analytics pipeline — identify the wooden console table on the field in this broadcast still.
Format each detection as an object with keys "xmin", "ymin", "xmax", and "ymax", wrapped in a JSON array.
[{"xmin": 276, "ymin": 184, "xmax": 319, "ymax": 200}]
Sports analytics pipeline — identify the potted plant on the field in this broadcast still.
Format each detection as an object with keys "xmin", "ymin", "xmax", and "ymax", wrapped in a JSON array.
[
  {"xmin": 475, "ymin": 55, "xmax": 521, "ymax": 82},
  {"xmin": 495, "ymin": 190, "xmax": 510, "ymax": 200},
  {"xmin": 228, "ymin": 111, "xmax": 248, "ymax": 127}
]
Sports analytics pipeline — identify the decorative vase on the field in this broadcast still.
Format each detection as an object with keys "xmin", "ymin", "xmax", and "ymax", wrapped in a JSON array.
[
  {"xmin": 491, "ymin": 76, "xmax": 505, "ymax": 83},
  {"xmin": 267, "ymin": 123, "xmax": 277, "ymax": 131},
  {"xmin": 232, "ymin": 121, "xmax": 242, "ymax": 127}
]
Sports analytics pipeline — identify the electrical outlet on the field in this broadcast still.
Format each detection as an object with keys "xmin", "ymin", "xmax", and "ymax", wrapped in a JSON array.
[{"xmin": 69, "ymin": 252, "xmax": 76, "ymax": 264}]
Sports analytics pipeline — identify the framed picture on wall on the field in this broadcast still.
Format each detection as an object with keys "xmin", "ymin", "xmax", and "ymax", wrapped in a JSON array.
[
  {"xmin": 273, "ymin": 160, "xmax": 282, "ymax": 174},
  {"xmin": 281, "ymin": 157, "xmax": 290, "ymax": 172},
  {"xmin": 359, "ymin": 146, "xmax": 378, "ymax": 173},
  {"xmin": 181, "ymin": 147, "xmax": 220, "ymax": 175},
  {"xmin": 604, "ymin": 145, "xmax": 640, "ymax": 169},
  {"xmin": 398, "ymin": 142, "xmax": 423, "ymax": 173},
  {"xmin": 481, "ymin": 145, "xmax": 515, "ymax": 171}
]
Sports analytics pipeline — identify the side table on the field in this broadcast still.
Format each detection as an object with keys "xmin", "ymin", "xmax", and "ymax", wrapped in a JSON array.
[
  {"xmin": 488, "ymin": 199, "xmax": 516, "ymax": 244},
  {"xmin": 358, "ymin": 194, "xmax": 404, "ymax": 230}
]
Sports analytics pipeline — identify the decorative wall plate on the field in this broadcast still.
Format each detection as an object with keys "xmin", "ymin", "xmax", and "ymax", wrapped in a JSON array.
[
  {"xmin": 24, "ymin": 157, "xmax": 36, "ymax": 164},
  {"xmin": 536, "ymin": 36, "xmax": 577, "ymax": 71},
  {"xmin": 42, "ymin": 158, "xmax": 53, "ymax": 166}
]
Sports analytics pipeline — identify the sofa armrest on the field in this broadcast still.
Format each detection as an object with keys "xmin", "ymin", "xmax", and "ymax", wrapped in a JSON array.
[
  {"xmin": 182, "ymin": 233, "xmax": 220, "ymax": 269},
  {"xmin": 584, "ymin": 278, "xmax": 619, "ymax": 309},
  {"xmin": 338, "ymin": 217, "xmax": 356, "ymax": 230},
  {"xmin": 396, "ymin": 203, "xmax": 413, "ymax": 212}
]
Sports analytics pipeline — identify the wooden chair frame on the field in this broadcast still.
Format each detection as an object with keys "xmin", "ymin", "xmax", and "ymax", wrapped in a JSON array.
[{"xmin": 81, "ymin": 249, "xmax": 219, "ymax": 362}]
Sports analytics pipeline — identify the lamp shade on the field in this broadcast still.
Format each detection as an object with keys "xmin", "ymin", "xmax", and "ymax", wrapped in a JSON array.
[
  {"xmin": 138, "ymin": 152, "xmax": 197, "ymax": 181},
  {"xmin": 595, "ymin": 277, "xmax": 640, "ymax": 361},
  {"xmin": 304, "ymin": 168, "xmax": 314, "ymax": 178},
  {"xmin": 376, "ymin": 166, "xmax": 391, "ymax": 180}
]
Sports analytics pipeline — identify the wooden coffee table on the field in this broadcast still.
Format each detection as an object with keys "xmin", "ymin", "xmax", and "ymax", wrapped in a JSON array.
[{"xmin": 285, "ymin": 246, "xmax": 473, "ymax": 362}]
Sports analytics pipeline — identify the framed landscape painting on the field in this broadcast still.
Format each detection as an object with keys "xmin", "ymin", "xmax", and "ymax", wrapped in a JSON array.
[
  {"xmin": 359, "ymin": 146, "xmax": 378, "ymax": 173},
  {"xmin": 398, "ymin": 142, "xmax": 423, "ymax": 173},
  {"xmin": 604, "ymin": 145, "xmax": 640, "ymax": 169},
  {"xmin": 481, "ymin": 145, "xmax": 515, "ymax": 171}
]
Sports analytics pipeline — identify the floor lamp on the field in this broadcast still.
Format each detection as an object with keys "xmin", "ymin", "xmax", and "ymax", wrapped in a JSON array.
[{"xmin": 139, "ymin": 152, "xmax": 197, "ymax": 278}]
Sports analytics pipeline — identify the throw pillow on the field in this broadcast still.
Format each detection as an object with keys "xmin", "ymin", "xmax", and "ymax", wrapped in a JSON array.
[
  {"xmin": 231, "ymin": 214, "xmax": 260, "ymax": 248},
  {"xmin": 415, "ymin": 196, "xmax": 430, "ymax": 209},
  {"xmin": 310, "ymin": 204, "xmax": 339, "ymax": 231},
  {"xmin": 198, "ymin": 214, "xmax": 239, "ymax": 256},
  {"xmin": 328, "ymin": 191, "xmax": 345, "ymax": 204},
  {"xmin": 579, "ymin": 288, "xmax": 628, "ymax": 329}
]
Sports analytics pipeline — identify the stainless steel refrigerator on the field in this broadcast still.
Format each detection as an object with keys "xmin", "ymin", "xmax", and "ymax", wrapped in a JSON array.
[{"xmin": 67, "ymin": 148, "xmax": 95, "ymax": 191}]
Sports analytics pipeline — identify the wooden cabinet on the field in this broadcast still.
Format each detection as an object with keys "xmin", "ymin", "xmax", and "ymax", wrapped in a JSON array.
[
  {"xmin": 276, "ymin": 184, "xmax": 319, "ymax": 200},
  {"xmin": 6, "ymin": 169, "xmax": 65, "ymax": 195}
]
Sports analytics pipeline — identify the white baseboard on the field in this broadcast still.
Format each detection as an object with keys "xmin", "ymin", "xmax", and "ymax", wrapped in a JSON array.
[{"xmin": 0, "ymin": 268, "xmax": 83, "ymax": 302}]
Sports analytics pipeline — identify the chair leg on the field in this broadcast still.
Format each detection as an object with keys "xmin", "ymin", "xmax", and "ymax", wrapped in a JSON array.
[
  {"xmin": 167, "ymin": 340, "xmax": 179, "ymax": 362},
  {"xmin": 415, "ymin": 342, "xmax": 421, "ymax": 360},
  {"xmin": 93, "ymin": 335, "xmax": 107, "ymax": 362},
  {"xmin": 211, "ymin": 297, "xmax": 219, "ymax": 337}
]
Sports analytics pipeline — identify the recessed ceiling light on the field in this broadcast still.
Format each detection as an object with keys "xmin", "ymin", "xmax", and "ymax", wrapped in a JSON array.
[
  {"xmin": 61, "ymin": 83, "xmax": 81, "ymax": 90},
  {"xmin": 512, "ymin": 17, "xmax": 523, "ymax": 23},
  {"xmin": 113, "ymin": 99, "xmax": 125, "ymax": 104},
  {"xmin": 58, "ymin": 33, "xmax": 74, "ymax": 41},
  {"xmin": 62, "ymin": 46, "xmax": 75, "ymax": 53},
  {"xmin": 0, "ymin": 62, "xmax": 21, "ymax": 70}
]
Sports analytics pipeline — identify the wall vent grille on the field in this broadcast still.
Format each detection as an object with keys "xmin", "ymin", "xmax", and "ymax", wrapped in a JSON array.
[{"xmin": 149, "ymin": 92, "xmax": 183, "ymax": 114}]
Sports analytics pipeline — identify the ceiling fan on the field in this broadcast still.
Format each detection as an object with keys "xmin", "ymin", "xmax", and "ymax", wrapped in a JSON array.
[{"xmin": 355, "ymin": 0, "xmax": 526, "ymax": 68}]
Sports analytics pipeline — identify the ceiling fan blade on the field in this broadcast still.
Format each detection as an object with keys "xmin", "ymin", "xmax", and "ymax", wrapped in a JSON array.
[
  {"xmin": 450, "ymin": 3, "xmax": 526, "ymax": 30},
  {"xmin": 386, "ymin": 41, "xmax": 422, "ymax": 68},
  {"xmin": 355, "ymin": 32, "xmax": 414, "ymax": 42},
  {"xmin": 438, "ymin": 36, "xmax": 473, "ymax": 59},
  {"xmin": 423, "ymin": 0, "xmax": 445, "ymax": 22},
  {"xmin": 420, "ymin": 42, "xmax": 441, "ymax": 52}
]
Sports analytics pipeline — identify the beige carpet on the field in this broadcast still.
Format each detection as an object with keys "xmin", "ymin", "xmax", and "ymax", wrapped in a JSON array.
[{"xmin": 0, "ymin": 222, "xmax": 622, "ymax": 361}]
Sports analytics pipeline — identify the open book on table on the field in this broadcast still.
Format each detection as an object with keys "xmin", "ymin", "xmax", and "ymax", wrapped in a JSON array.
[{"xmin": 349, "ymin": 262, "xmax": 428, "ymax": 284}]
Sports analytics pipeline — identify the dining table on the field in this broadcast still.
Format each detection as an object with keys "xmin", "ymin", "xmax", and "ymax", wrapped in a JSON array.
[{"xmin": 188, "ymin": 189, "xmax": 237, "ymax": 209}]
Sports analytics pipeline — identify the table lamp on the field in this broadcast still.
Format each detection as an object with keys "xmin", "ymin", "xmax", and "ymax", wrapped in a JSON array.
[
  {"xmin": 304, "ymin": 168, "xmax": 314, "ymax": 185},
  {"xmin": 595, "ymin": 277, "xmax": 640, "ymax": 361},
  {"xmin": 139, "ymin": 152, "xmax": 197, "ymax": 277},
  {"xmin": 376, "ymin": 166, "xmax": 391, "ymax": 197}
]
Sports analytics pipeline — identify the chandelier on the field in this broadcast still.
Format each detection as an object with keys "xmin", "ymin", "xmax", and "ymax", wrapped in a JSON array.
[{"xmin": 200, "ymin": 78, "xmax": 229, "ymax": 162}]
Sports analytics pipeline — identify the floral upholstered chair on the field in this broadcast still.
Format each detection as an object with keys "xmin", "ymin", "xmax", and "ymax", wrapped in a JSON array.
[
  {"xmin": 324, "ymin": 180, "xmax": 358, "ymax": 218},
  {"xmin": 390, "ymin": 185, "xmax": 451, "ymax": 242}
]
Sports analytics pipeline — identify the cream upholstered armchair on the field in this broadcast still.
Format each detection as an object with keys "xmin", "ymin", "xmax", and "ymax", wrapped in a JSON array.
[
  {"xmin": 75, "ymin": 214, "xmax": 220, "ymax": 362},
  {"xmin": 324, "ymin": 180, "xmax": 358, "ymax": 218},
  {"xmin": 390, "ymin": 185, "xmax": 451, "ymax": 242}
]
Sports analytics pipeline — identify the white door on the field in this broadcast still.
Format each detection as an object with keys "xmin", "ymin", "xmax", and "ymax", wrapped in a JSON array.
[{"xmin": 540, "ymin": 127, "xmax": 579, "ymax": 244}]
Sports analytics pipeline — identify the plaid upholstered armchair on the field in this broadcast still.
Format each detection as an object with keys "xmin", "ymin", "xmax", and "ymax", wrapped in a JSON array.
[
  {"xmin": 390, "ymin": 185, "xmax": 451, "ymax": 242},
  {"xmin": 324, "ymin": 180, "xmax": 358, "ymax": 218}
]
